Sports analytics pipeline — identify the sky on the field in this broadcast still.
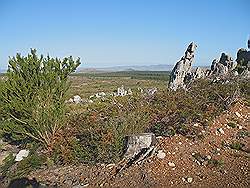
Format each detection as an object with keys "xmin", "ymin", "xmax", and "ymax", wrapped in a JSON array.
[{"xmin": 0, "ymin": 0, "xmax": 249, "ymax": 69}]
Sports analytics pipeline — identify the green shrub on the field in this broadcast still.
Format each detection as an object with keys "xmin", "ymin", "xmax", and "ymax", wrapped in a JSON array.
[
  {"xmin": 230, "ymin": 142, "xmax": 245, "ymax": 151},
  {"xmin": 0, "ymin": 49, "xmax": 80, "ymax": 148},
  {"xmin": 227, "ymin": 122, "xmax": 236, "ymax": 128},
  {"xmin": 208, "ymin": 159, "xmax": 224, "ymax": 167}
]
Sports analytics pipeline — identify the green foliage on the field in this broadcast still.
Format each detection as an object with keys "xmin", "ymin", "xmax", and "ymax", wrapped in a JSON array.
[
  {"xmin": 230, "ymin": 142, "xmax": 245, "ymax": 151},
  {"xmin": 0, "ymin": 49, "xmax": 80, "ymax": 147},
  {"xmin": 0, "ymin": 153, "xmax": 15, "ymax": 177},
  {"xmin": 12, "ymin": 154, "xmax": 46, "ymax": 178},
  {"xmin": 150, "ymin": 79, "xmax": 249, "ymax": 137},
  {"xmin": 227, "ymin": 122, "xmax": 237, "ymax": 128},
  {"xmin": 74, "ymin": 71, "xmax": 170, "ymax": 81},
  {"xmin": 208, "ymin": 159, "xmax": 224, "ymax": 167}
]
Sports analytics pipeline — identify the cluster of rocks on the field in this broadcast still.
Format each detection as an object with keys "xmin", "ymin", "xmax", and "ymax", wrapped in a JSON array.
[
  {"xmin": 169, "ymin": 40, "xmax": 250, "ymax": 90},
  {"xmin": 66, "ymin": 95, "xmax": 93, "ymax": 104},
  {"xmin": 113, "ymin": 85, "xmax": 132, "ymax": 97},
  {"xmin": 66, "ymin": 86, "xmax": 158, "ymax": 104}
]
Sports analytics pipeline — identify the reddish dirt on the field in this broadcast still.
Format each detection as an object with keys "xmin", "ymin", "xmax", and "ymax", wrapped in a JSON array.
[{"xmin": 27, "ymin": 102, "xmax": 249, "ymax": 188}]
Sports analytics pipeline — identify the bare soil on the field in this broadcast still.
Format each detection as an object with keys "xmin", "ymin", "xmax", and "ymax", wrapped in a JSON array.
[{"xmin": 27, "ymin": 102, "xmax": 249, "ymax": 188}]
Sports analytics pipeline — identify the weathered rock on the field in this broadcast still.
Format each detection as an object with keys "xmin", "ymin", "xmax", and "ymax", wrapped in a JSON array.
[
  {"xmin": 210, "ymin": 53, "xmax": 235, "ymax": 76},
  {"xmin": 193, "ymin": 67, "xmax": 207, "ymax": 79},
  {"xmin": 73, "ymin": 95, "xmax": 82, "ymax": 104},
  {"xmin": 168, "ymin": 162, "xmax": 176, "ymax": 167},
  {"xmin": 15, "ymin": 149, "xmax": 29, "ymax": 161},
  {"xmin": 187, "ymin": 177, "xmax": 193, "ymax": 183},
  {"xmin": 157, "ymin": 150, "xmax": 166, "ymax": 159},
  {"xmin": 169, "ymin": 42, "xmax": 197, "ymax": 91},
  {"xmin": 124, "ymin": 133, "xmax": 156, "ymax": 159},
  {"xmin": 114, "ymin": 86, "xmax": 132, "ymax": 96},
  {"xmin": 145, "ymin": 88, "xmax": 157, "ymax": 95}
]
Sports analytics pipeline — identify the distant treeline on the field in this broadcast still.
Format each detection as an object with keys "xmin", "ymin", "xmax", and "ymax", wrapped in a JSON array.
[{"xmin": 72, "ymin": 71, "xmax": 170, "ymax": 81}]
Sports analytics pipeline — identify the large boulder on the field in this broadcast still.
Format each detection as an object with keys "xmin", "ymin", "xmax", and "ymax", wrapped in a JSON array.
[
  {"xmin": 209, "ymin": 53, "xmax": 235, "ymax": 76},
  {"xmin": 236, "ymin": 48, "xmax": 250, "ymax": 73},
  {"xmin": 169, "ymin": 42, "xmax": 197, "ymax": 91}
]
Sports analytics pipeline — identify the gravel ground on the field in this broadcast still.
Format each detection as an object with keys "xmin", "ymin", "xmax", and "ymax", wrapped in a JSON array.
[{"xmin": 5, "ymin": 102, "xmax": 249, "ymax": 188}]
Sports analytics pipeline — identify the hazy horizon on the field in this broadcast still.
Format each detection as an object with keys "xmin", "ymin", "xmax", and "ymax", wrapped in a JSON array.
[{"xmin": 0, "ymin": 0, "xmax": 249, "ymax": 70}]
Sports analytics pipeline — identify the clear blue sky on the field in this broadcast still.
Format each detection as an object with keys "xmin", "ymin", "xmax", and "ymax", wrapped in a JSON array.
[{"xmin": 0, "ymin": 0, "xmax": 249, "ymax": 69}]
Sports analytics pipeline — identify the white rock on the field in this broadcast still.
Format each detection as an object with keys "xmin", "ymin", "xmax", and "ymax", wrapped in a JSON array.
[
  {"xmin": 235, "ymin": 112, "xmax": 241, "ymax": 117},
  {"xmin": 207, "ymin": 155, "xmax": 211, "ymax": 160},
  {"xmin": 193, "ymin": 123, "xmax": 199, "ymax": 127},
  {"xmin": 157, "ymin": 150, "xmax": 166, "ymax": 159},
  {"xmin": 238, "ymin": 125, "xmax": 243, "ymax": 130},
  {"xmin": 67, "ymin": 98, "xmax": 74, "ymax": 103},
  {"xmin": 73, "ymin": 95, "xmax": 82, "ymax": 104},
  {"xmin": 15, "ymin": 149, "xmax": 29, "ymax": 161},
  {"xmin": 218, "ymin": 128, "xmax": 224, "ymax": 134},
  {"xmin": 187, "ymin": 177, "xmax": 193, "ymax": 183},
  {"xmin": 168, "ymin": 162, "xmax": 176, "ymax": 167}
]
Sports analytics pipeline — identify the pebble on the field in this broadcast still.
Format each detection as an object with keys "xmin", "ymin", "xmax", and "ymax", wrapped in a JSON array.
[
  {"xmin": 157, "ymin": 150, "xmax": 166, "ymax": 159},
  {"xmin": 106, "ymin": 163, "xmax": 115, "ymax": 169},
  {"xmin": 235, "ymin": 112, "xmax": 241, "ymax": 117},
  {"xmin": 168, "ymin": 162, "xmax": 176, "ymax": 167},
  {"xmin": 156, "ymin": 136, "xmax": 163, "ymax": 139},
  {"xmin": 238, "ymin": 125, "xmax": 243, "ymax": 129},
  {"xmin": 15, "ymin": 149, "xmax": 29, "ymax": 162},
  {"xmin": 207, "ymin": 155, "xmax": 211, "ymax": 160},
  {"xmin": 187, "ymin": 177, "xmax": 193, "ymax": 183},
  {"xmin": 218, "ymin": 128, "xmax": 224, "ymax": 134}
]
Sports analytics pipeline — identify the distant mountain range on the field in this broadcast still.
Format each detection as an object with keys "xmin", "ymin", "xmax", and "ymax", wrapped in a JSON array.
[{"xmin": 77, "ymin": 64, "xmax": 174, "ymax": 73}]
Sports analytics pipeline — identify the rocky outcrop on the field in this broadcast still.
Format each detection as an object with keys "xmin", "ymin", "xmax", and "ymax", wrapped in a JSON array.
[
  {"xmin": 192, "ymin": 67, "xmax": 208, "ymax": 79},
  {"xmin": 209, "ymin": 53, "xmax": 236, "ymax": 76},
  {"xmin": 169, "ymin": 42, "xmax": 197, "ymax": 90},
  {"xmin": 236, "ymin": 48, "xmax": 250, "ymax": 76}
]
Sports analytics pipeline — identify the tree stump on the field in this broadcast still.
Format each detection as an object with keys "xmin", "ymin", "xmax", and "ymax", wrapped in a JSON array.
[{"xmin": 124, "ymin": 133, "xmax": 156, "ymax": 159}]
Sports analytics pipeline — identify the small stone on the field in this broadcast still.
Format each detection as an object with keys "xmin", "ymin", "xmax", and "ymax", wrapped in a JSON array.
[
  {"xmin": 182, "ymin": 177, "xmax": 186, "ymax": 182},
  {"xmin": 238, "ymin": 125, "xmax": 243, "ymax": 130},
  {"xmin": 235, "ymin": 112, "xmax": 241, "ymax": 117},
  {"xmin": 157, "ymin": 150, "xmax": 166, "ymax": 159},
  {"xmin": 187, "ymin": 177, "xmax": 193, "ymax": 183},
  {"xmin": 168, "ymin": 162, "xmax": 176, "ymax": 167},
  {"xmin": 193, "ymin": 123, "xmax": 199, "ymax": 127},
  {"xmin": 106, "ymin": 163, "xmax": 115, "ymax": 169},
  {"xmin": 219, "ymin": 128, "xmax": 224, "ymax": 134},
  {"xmin": 15, "ymin": 149, "xmax": 29, "ymax": 162},
  {"xmin": 207, "ymin": 155, "xmax": 211, "ymax": 160},
  {"xmin": 73, "ymin": 95, "xmax": 82, "ymax": 104}
]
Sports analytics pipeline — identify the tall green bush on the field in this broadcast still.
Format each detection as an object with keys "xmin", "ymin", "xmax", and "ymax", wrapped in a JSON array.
[{"xmin": 0, "ymin": 49, "xmax": 80, "ymax": 147}]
